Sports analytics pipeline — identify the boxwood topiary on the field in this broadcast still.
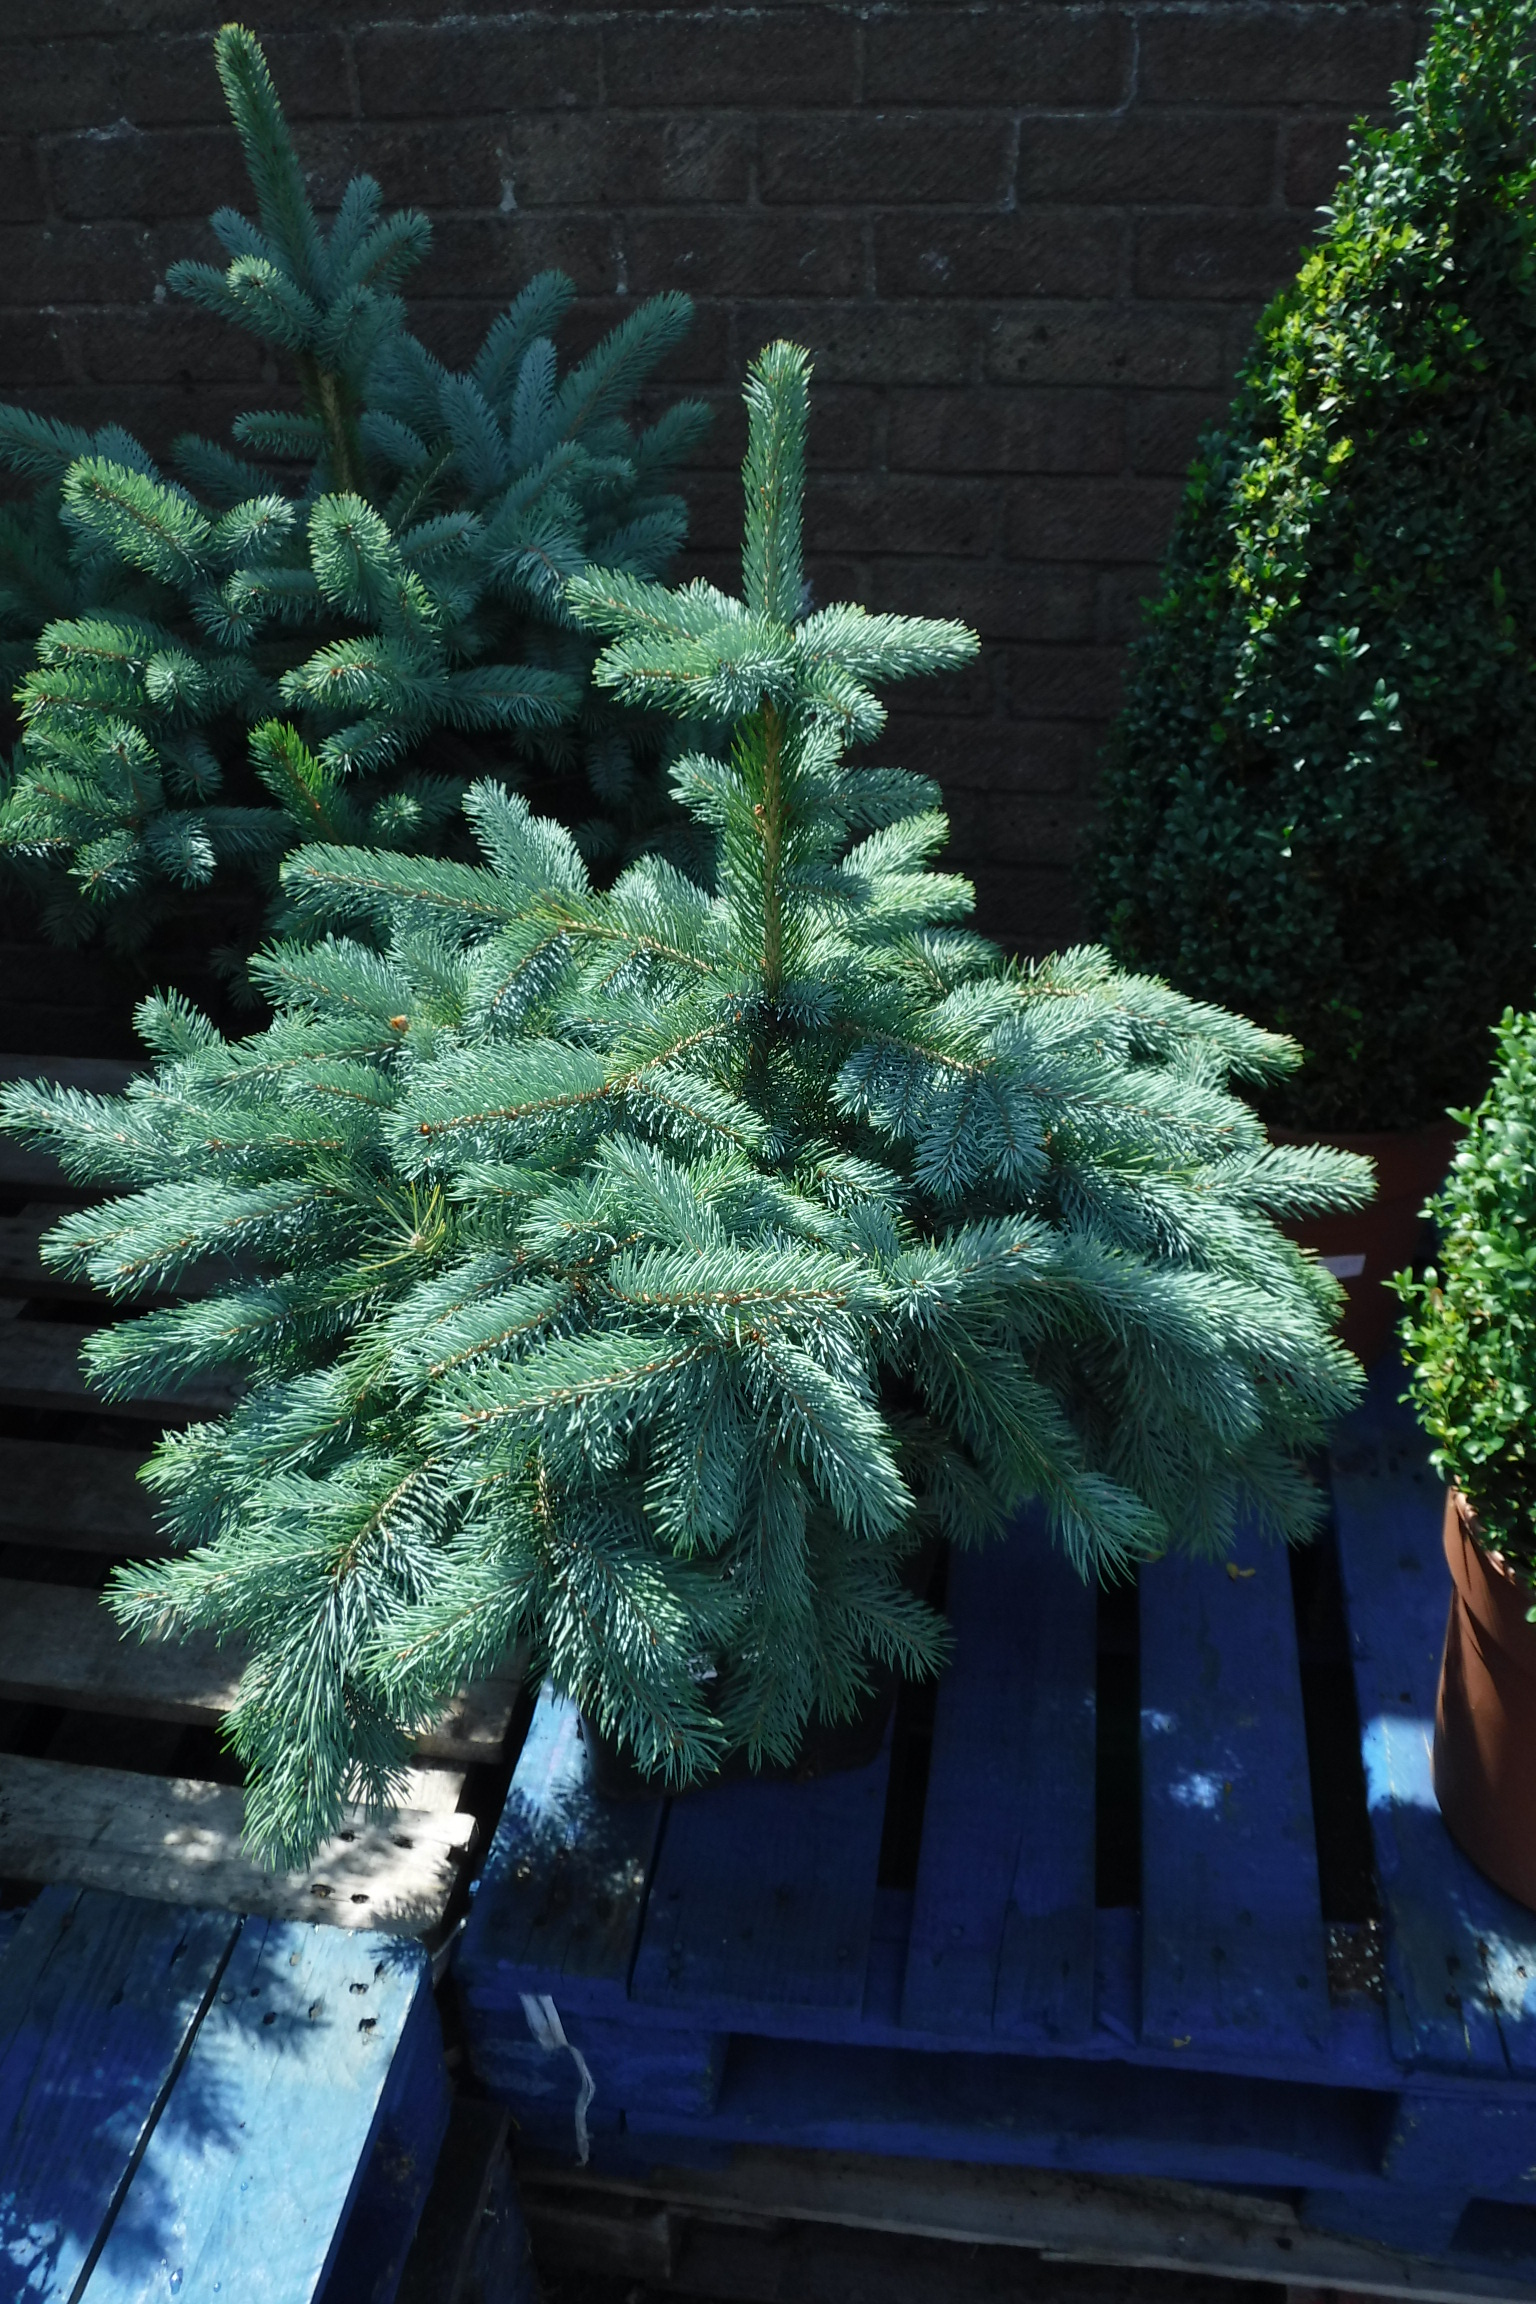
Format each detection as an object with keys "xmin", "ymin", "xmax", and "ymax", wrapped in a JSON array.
[
  {"xmin": 1093, "ymin": 0, "xmax": 1536, "ymax": 1133},
  {"xmin": 1398, "ymin": 1011, "xmax": 1536, "ymax": 1579}
]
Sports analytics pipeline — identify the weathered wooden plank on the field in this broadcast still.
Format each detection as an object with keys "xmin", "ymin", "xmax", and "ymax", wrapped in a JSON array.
[
  {"xmin": 0, "ymin": 1315, "xmax": 240, "ymax": 1419},
  {"xmin": 0, "ymin": 1883, "xmax": 238, "ymax": 2304},
  {"xmin": 0, "ymin": 1582, "xmax": 522, "ymax": 1762},
  {"xmin": 1139, "ymin": 1529, "xmax": 1331, "ymax": 2059},
  {"xmin": 1330, "ymin": 1362, "xmax": 1536, "ymax": 2078},
  {"xmin": 458, "ymin": 1684, "xmax": 665, "ymax": 2017},
  {"xmin": 0, "ymin": 1756, "xmax": 475, "ymax": 1938},
  {"xmin": 0, "ymin": 1204, "xmax": 215, "ymax": 1304},
  {"xmin": 0, "ymin": 1057, "xmax": 141, "ymax": 1199},
  {"xmin": 80, "ymin": 1914, "xmax": 440, "ymax": 2303},
  {"xmin": 521, "ymin": 2150, "xmax": 1536, "ymax": 2301},
  {"xmin": 629, "ymin": 1728, "xmax": 891, "ymax": 2025},
  {"xmin": 0, "ymin": 1435, "xmax": 160, "ymax": 1554},
  {"xmin": 902, "ymin": 1518, "xmax": 1097, "ymax": 2042}
]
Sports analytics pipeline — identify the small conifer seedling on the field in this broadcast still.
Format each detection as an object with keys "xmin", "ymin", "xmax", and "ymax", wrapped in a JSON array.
[
  {"xmin": 2, "ymin": 346, "xmax": 1370, "ymax": 1867},
  {"xmin": 0, "ymin": 24, "xmax": 708, "ymax": 955}
]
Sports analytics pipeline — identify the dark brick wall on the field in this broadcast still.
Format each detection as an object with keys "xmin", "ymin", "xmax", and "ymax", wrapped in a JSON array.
[{"xmin": 0, "ymin": 0, "xmax": 1425, "ymax": 961}]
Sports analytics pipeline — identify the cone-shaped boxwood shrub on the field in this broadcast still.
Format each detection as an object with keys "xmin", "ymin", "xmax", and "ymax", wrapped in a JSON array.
[
  {"xmin": 0, "ymin": 346, "xmax": 1369, "ymax": 1867},
  {"xmin": 1093, "ymin": 0, "xmax": 1536, "ymax": 1132},
  {"xmin": 0, "ymin": 24, "xmax": 706, "ymax": 955},
  {"xmin": 1398, "ymin": 1014, "xmax": 1536, "ymax": 1577}
]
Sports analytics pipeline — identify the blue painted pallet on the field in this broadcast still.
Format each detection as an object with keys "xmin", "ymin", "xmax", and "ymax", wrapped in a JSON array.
[
  {"xmin": 0, "ymin": 1882, "xmax": 449, "ymax": 2304},
  {"xmin": 456, "ymin": 1362, "xmax": 1536, "ymax": 2274}
]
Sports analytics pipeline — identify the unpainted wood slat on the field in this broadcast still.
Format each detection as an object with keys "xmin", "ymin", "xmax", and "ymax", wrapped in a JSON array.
[
  {"xmin": 0, "ymin": 1055, "xmax": 141, "ymax": 1200},
  {"xmin": 902, "ymin": 1518, "xmax": 1097, "ymax": 2042},
  {"xmin": 1138, "ymin": 1528, "xmax": 1331, "ymax": 2059},
  {"xmin": 0, "ymin": 1434, "xmax": 160, "ymax": 1553},
  {"xmin": 0, "ymin": 1314, "xmax": 240, "ymax": 1419},
  {"xmin": 0, "ymin": 1755, "xmax": 475, "ymax": 1938},
  {"xmin": 0, "ymin": 1884, "xmax": 239, "ymax": 2301},
  {"xmin": 0, "ymin": 1580, "xmax": 522, "ymax": 1762}
]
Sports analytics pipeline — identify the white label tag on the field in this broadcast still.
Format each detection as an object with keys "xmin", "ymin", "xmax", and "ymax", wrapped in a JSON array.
[{"xmin": 1321, "ymin": 1253, "xmax": 1367, "ymax": 1279}]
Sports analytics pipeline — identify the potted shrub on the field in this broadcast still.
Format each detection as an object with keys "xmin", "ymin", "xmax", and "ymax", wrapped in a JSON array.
[
  {"xmin": 0, "ymin": 345, "xmax": 1370, "ymax": 1866},
  {"xmin": 0, "ymin": 24, "xmax": 708, "ymax": 963},
  {"xmin": 1399, "ymin": 1012, "xmax": 1536, "ymax": 1908},
  {"xmin": 1092, "ymin": 0, "xmax": 1536, "ymax": 1361}
]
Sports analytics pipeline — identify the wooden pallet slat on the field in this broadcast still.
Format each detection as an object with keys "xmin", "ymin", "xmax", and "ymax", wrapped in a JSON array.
[
  {"xmin": 0, "ymin": 1435, "xmax": 159, "ymax": 1553},
  {"xmin": 0, "ymin": 1313, "xmax": 240, "ymax": 1419},
  {"xmin": 0, "ymin": 1884, "xmax": 239, "ymax": 2304},
  {"xmin": 0, "ymin": 1581, "xmax": 522, "ymax": 1763},
  {"xmin": 901, "ymin": 1517, "xmax": 1097, "ymax": 2041},
  {"xmin": 0, "ymin": 1756, "xmax": 475, "ymax": 1939},
  {"xmin": 628, "ymin": 1728, "xmax": 892, "ymax": 2025},
  {"xmin": 1138, "ymin": 1526, "xmax": 1331, "ymax": 2060},
  {"xmin": 77, "ymin": 1911, "xmax": 445, "ymax": 2304},
  {"xmin": 1329, "ymin": 1364, "xmax": 1536, "ymax": 2080}
]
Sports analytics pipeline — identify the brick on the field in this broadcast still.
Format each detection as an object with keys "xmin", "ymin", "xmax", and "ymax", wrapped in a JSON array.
[
  {"xmin": 1283, "ymin": 113, "xmax": 1362, "ymax": 210},
  {"xmin": 1095, "ymin": 564, "xmax": 1163, "ymax": 644},
  {"xmin": 355, "ymin": 24, "xmax": 600, "ymax": 120},
  {"xmin": 874, "ymin": 210, "xmax": 1124, "ymax": 300},
  {"xmin": 944, "ymin": 785, "xmax": 1091, "ymax": 867},
  {"xmin": 0, "ymin": 220, "xmax": 183, "ymax": 305},
  {"xmin": 1018, "ymin": 111, "xmax": 1277, "ymax": 206},
  {"xmin": 1006, "ymin": 476, "xmax": 1182, "ymax": 562},
  {"xmin": 45, "ymin": 124, "xmax": 247, "ymax": 222},
  {"xmin": 804, "ymin": 475, "xmax": 997, "ymax": 558},
  {"xmin": 0, "ymin": 307, "xmax": 72, "ymax": 387},
  {"xmin": 761, "ymin": 113, "xmax": 1013, "ymax": 208},
  {"xmin": 1140, "ymin": 7, "xmax": 1417, "ymax": 107},
  {"xmin": 627, "ymin": 212, "xmax": 864, "ymax": 301},
  {"xmin": 427, "ymin": 213, "xmax": 620, "ymax": 301},
  {"xmin": 604, "ymin": 11, "xmax": 858, "ymax": 106},
  {"xmin": 0, "ymin": 31, "xmax": 348, "ymax": 135},
  {"xmin": 888, "ymin": 714, "xmax": 1099, "ymax": 795},
  {"xmin": 686, "ymin": 383, "xmax": 882, "ymax": 473},
  {"xmin": 872, "ymin": 558, "xmax": 1097, "ymax": 644},
  {"xmin": 0, "ymin": 140, "xmax": 44, "ymax": 223},
  {"xmin": 865, "ymin": 7, "xmax": 1129, "ymax": 106},
  {"xmin": 502, "ymin": 112, "xmax": 752, "ymax": 209},
  {"xmin": 889, "ymin": 386, "xmax": 1121, "ymax": 476},
  {"xmin": 988, "ymin": 302, "xmax": 1229, "ymax": 390},
  {"xmin": 546, "ymin": 292, "xmax": 732, "ymax": 385},
  {"xmin": 1134, "ymin": 211, "xmax": 1312, "ymax": 301},
  {"xmin": 750, "ymin": 301, "xmax": 980, "ymax": 385},
  {"xmin": 969, "ymin": 860, "xmax": 1085, "ymax": 954},
  {"xmin": 77, "ymin": 304, "xmax": 263, "ymax": 386},
  {"xmin": 1126, "ymin": 391, "xmax": 1229, "ymax": 475},
  {"xmin": 1004, "ymin": 639, "xmax": 1125, "ymax": 720}
]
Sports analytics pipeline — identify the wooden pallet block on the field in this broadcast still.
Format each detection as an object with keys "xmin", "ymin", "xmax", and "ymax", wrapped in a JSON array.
[
  {"xmin": 0, "ymin": 1880, "xmax": 448, "ymax": 2304},
  {"xmin": 453, "ymin": 1380, "xmax": 1536, "ymax": 2284}
]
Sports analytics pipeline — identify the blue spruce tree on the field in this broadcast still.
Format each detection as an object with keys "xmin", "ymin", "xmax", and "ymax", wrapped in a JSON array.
[
  {"xmin": 2, "ymin": 345, "xmax": 1369, "ymax": 1867},
  {"xmin": 0, "ymin": 24, "xmax": 707, "ymax": 955}
]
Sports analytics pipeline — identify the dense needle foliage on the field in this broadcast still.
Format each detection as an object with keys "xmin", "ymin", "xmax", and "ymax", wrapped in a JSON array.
[
  {"xmin": 1, "ymin": 346, "xmax": 1369, "ymax": 1866},
  {"xmin": 0, "ymin": 24, "xmax": 706, "ymax": 954},
  {"xmin": 1399, "ymin": 1013, "xmax": 1536, "ymax": 1581},
  {"xmin": 1094, "ymin": 0, "xmax": 1536, "ymax": 1130}
]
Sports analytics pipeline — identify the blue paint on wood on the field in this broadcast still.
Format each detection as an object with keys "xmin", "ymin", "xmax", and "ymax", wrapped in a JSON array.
[
  {"xmin": 621, "ymin": 2031, "xmax": 1385, "ymax": 2190},
  {"xmin": 902, "ymin": 1518, "xmax": 1097, "ymax": 2041},
  {"xmin": 1331, "ymin": 1362, "xmax": 1536, "ymax": 2078},
  {"xmin": 0, "ymin": 1886, "xmax": 237, "ymax": 2304},
  {"xmin": 321, "ymin": 1967, "xmax": 450, "ymax": 2304},
  {"xmin": 629, "ymin": 1734, "xmax": 892, "ymax": 2022},
  {"xmin": 1139, "ymin": 1529, "xmax": 1330, "ymax": 2058},
  {"xmin": 81, "ymin": 1919, "xmax": 435, "ymax": 2304},
  {"xmin": 458, "ymin": 1685, "xmax": 664, "ymax": 2026},
  {"xmin": 1301, "ymin": 2186, "xmax": 1466, "ymax": 2253}
]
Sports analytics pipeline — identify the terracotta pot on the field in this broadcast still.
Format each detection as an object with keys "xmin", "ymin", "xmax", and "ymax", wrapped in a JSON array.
[
  {"xmin": 1270, "ymin": 1120, "xmax": 1459, "ymax": 1366},
  {"xmin": 1433, "ymin": 1487, "xmax": 1536, "ymax": 1911}
]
